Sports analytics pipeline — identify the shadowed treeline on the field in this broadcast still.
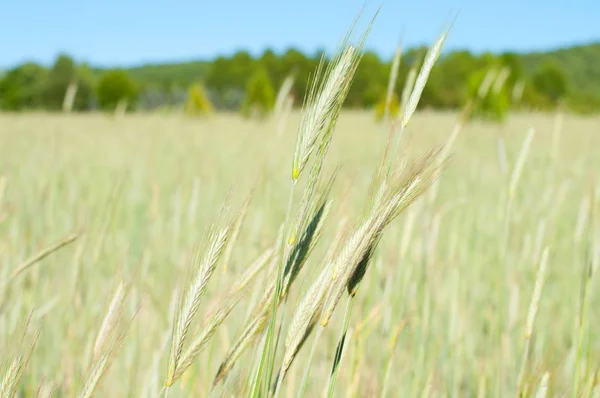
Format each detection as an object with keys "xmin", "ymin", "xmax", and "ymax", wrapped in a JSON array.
[{"xmin": 1, "ymin": 42, "xmax": 600, "ymax": 114}]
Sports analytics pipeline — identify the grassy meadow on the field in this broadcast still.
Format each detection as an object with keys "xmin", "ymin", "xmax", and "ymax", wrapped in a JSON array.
[{"xmin": 0, "ymin": 108, "xmax": 598, "ymax": 397}]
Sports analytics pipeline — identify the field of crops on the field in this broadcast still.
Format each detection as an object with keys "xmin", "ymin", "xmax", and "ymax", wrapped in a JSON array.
[{"xmin": 0, "ymin": 109, "xmax": 599, "ymax": 397}]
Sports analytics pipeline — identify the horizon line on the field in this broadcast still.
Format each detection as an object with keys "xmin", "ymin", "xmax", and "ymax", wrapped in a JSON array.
[{"xmin": 2, "ymin": 38, "xmax": 598, "ymax": 71}]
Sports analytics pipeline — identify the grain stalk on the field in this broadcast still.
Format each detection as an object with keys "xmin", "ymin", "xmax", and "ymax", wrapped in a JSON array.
[
  {"xmin": 382, "ymin": 38, "xmax": 402, "ymax": 127},
  {"xmin": 251, "ymin": 11, "xmax": 376, "ymax": 396},
  {"xmin": 572, "ymin": 182, "xmax": 596, "ymax": 398},
  {"xmin": 392, "ymin": 20, "xmax": 454, "ymax": 161},
  {"xmin": 165, "ymin": 210, "xmax": 234, "ymax": 387},
  {"xmin": 517, "ymin": 247, "xmax": 549, "ymax": 395},
  {"xmin": 499, "ymin": 127, "xmax": 535, "ymax": 395}
]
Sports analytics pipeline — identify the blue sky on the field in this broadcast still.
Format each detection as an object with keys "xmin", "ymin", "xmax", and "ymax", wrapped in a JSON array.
[{"xmin": 2, "ymin": 0, "xmax": 598, "ymax": 68}]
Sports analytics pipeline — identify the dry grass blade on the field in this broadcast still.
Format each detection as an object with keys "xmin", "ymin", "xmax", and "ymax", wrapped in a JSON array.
[{"xmin": 9, "ymin": 233, "xmax": 78, "ymax": 281}]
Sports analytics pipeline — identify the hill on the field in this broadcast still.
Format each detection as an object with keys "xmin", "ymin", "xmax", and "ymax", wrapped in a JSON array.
[
  {"xmin": 519, "ymin": 42, "xmax": 600, "ymax": 97},
  {"xmin": 120, "ymin": 60, "xmax": 211, "ymax": 88}
]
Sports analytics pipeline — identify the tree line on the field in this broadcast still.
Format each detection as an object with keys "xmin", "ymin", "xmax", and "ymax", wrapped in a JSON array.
[{"xmin": 1, "ymin": 44, "xmax": 599, "ymax": 114}]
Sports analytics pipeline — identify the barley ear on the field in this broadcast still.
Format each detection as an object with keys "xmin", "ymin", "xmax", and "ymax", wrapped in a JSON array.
[{"xmin": 166, "ymin": 222, "xmax": 231, "ymax": 387}]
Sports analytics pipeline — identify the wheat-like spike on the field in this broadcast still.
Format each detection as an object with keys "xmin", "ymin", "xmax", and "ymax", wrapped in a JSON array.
[
  {"xmin": 291, "ymin": 9, "xmax": 378, "ymax": 181},
  {"xmin": 382, "ymin": 40, "xmax": 402, "ymax": 125},
  {"xmin": 213, "ymin": 291, "xmax": 273, "ymax": 386},
  {"xmin": 93, "ymin": 268, "xmax": 138, "ymax": 363},
  {"xmin": 273, "ymin": 217, "xmax": 351, "ymax": 386},
  {"xmin": 167, "ymin": 225, "xmax": 230, "ymax": 386},
  {"xmin": 527, "ymin": 248, "xmax": 550, "ymax": 337},
  {"xmin": 512, "ymin": 79, "xmax": 526, "ymax": 104},
  {"xmin": 292, "ymin": 46, "xmax": 359, "ymax": 180},
  {"xmin": 172, "ymin": 297, "xmax": 239, "ymax": 382},
  {"xmin": 399, "ymin": 65, "xmax": 418, "ymax": 119},
  {"xmin": 492, "ymin": 67, "xmax": 511, "ymax": 95},
  {"xmin": 78, "ymin": 354, "xmax": 111, "ymax": 398},
  {"xmin": 167, "ymin": 245, "xmax": 272, "ymax": 385},
  {"xmin": 401, "ymin": 22, "xmax": 453, "ymax": 128},
  {"xmin": 63, "ymin": 80, "xmax": 78, "ymax": 113},
  {"xmin": 228, "ymin": 247, "xmax": 275, "ymax": 296},
  {"xmin": 535, "ymin": 372, "xmax": 550, "ymax": 398},
  {"xmin": 282, "ymin": 199, "xmax": 331, "ymax": 297},
  {"xmin": 320, "ymin": 150, "xmax": 445, "ymax": 326},
  {"xmin": 79, "ymin": 308, "xmax": 136, "ymax": 398},
  {"xmin": 280, "ymin": 261, "xmax": 334, "ymax": 381},
  {"xmin": 509, "ymin": 127, "xmax": 535, "ymax": 199},
  {"xmin": 477, "ymin": 68, "xmax": 498, "ymax": 99},
  {"xmin": 517, "ymin": 247, "xmax": 550, "ymax": 392},
  {"xmin": 320, "ymin": 216, "xmax": 379, "ymax": 326},
  {"xmin": 94, "ymin": 283, "xmax": 125, "ymax": 360},
  {"xmin": 274, "ymin": 74, "xmax": 296, "ymax": 116},
  {"xmin": 35, "ymin": 378, "xmax": 55, "ymax": 398},
  {"xmin": 222, "ymin": 192, "xmax": 253, "ymax": 272},
  {"xmin": 347, "ymin": 234, "xmax": 381, "ymax": 296},
  {"xmin": 0, "ymin": 319, "xmax": 41, "ymax": 398},
  {"xmin": 0, "ymin": 356, "xmax": 23, "ymax": 398}
]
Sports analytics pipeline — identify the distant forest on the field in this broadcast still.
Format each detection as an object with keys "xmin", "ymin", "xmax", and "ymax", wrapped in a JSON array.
[{"xmin": 1, "ymin": 42, "xmax": 599, "ymax": 113}]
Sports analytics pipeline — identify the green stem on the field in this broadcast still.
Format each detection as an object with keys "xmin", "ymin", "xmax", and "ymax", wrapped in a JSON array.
[
  {"xmin": 326, "ymin": 296, "xmax": 355, "ymax": 398},
  {"xmin": 250, "ymin": 181, "xmax": 296, "ymax": 397},
  {"xmin": 572, "ymin": 272, "xmax": 592, "ymax": 398}
]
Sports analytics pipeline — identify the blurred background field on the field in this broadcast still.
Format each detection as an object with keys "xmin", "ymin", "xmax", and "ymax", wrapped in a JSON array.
[
  {"xmin": 0, "ymin": 109, "xmax": 598, "ymax": 396},
  {"xmin": 1, "ymin": 1, "xmax": 600, "ymax": 397}
]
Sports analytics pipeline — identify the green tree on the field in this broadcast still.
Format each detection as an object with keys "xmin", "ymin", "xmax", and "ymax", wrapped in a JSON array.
[
  {"xmin": 42, "ymin": 54, "xmax": 76, "ymax": 110},
  {"xmin": 531, "ymin": 61, "xmax": 569, "ymax": 106},
  {"xmin": 97, "ymin": 70, "xmax": 138, "ymax": 110},
  {"xmin": 0, "ymin": 63, "xmax": 47, "ymax": 110},
  {"xmin": 241, "ymin": 67, "xmax": 275, "ymax": 119},
  {"xmin": 374, "ymin": 92, "xmax": 400, "ymax": 121},
  {"xmin": 348, "ymin": 51, "xmax": 386, "ymax": 107},
  {"xmin": 73, "ymin": 63, "xmax": 96, "ymax": 111},
  {"xmin": 466, "ymin": 67, "xmax": 510, "ymax": 123},
  {"xmin": 184, "ymin": 83, "xmax": 214, "ymax": 116}
]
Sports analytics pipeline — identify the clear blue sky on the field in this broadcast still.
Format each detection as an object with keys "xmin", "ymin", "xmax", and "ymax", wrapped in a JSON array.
[{"xmin": 2, "ymin": 0, "xmax": 598, "ymax": 68}]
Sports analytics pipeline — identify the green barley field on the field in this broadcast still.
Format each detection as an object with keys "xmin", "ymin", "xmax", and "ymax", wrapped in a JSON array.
[{"xmin": 0, "ymin": 109, "xmax": 599, "ymax": 397}]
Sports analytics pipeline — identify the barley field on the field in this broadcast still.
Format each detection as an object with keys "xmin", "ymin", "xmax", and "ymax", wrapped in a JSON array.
[{"xmin": 0, "ymin": 108, "xmax": 598, "ymax": 397}]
